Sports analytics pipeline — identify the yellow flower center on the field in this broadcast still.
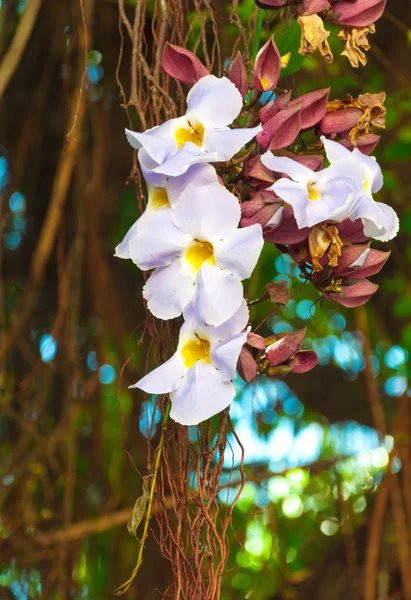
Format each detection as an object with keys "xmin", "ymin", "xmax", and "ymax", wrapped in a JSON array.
[
  {"xmin": 181, "ymin": 336, "xmax": 211, "ymax": 369},
  {"xmin": 185, "ymin": 240, "xmax": 215, "ymax": 273},
  {"xmin": 149, "ymin": 186, "xmax": 170, "ymax": 210},
  {"xmin": 363, "ymin": 174, "xmax": 371, "ymax": 194},
  {"xmin": 308, "ymin": 183, "xmax": 321, "ymax": 201},
  {"xmin": 175, "ymin": 121, "xmax": 205, "ymax": 149},
  {"xmin": 260, "ymin": 77, "xmax": 270, "ymax": 90}
]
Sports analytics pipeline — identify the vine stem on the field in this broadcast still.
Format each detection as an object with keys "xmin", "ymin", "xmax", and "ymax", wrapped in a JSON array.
[{"xmin": 114, "ymin": 400, "xmax": 171, "ymax": 596}]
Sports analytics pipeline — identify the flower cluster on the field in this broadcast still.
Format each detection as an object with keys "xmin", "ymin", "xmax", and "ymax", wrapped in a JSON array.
[
  {"xmin": 254, "ymin": 0, "xmax": 387, "ymax": 68},
  {"xmin": 117, "ymin": 28, "xmax": 397, "ymax": 425},
  {"xmin": 116, "ymin": 72, "xmax": 264, "ymax": 425}
]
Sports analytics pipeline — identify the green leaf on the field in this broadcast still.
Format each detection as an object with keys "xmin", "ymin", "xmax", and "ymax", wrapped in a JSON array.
[
  {"xmin": 127, "ymin": 477, "xmax": 150, "ymax": 539},
  {"xmin": 275, "ymin": 20, "xmax": 305, "ymax": 77}
]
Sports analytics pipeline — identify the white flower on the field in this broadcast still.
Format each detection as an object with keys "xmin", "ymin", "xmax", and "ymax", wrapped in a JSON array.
[
  {"xmin": 261, "ymin": 137, "xmax": 399, "ymax": 242},
  {"xmin": 127, "ymin": 181, "xmax": 263, "ymax": 326},
  {"xmin": 115, "ymin": 151, "xmax": 217, "ymax": 259},
  {"xmin": 321, "ymin": 137, "xmax": 399, "ymax": 242},
  {"xmin": 261, "ymin": 151, "xmax": 357, "ymax": 230},
  {"xmin": 125, "ymin": 75, "xmax": 262, "ymax": 177},
  {"xmin": 131, "ymin": 302, "xmax": 249, "ymax": 425}
]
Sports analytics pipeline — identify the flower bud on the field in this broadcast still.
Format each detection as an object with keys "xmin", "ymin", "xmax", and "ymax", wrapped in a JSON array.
[
  {"xmin": 254, "ymin": 0, "xmax": 289, "ymax": 8},
  {"xmin": 264, "ymin": 206, "xmax": 312, "ymax": 245},
  {"xmin": 229, "ymin": 51, "xmax": 248, "ymax": 98},
  {"xmin": 288, "ymin": 88, "xmax": 330, "ymax": 129},
  {"xmin": 266, "ymin": 328, "xmax": 307, "ymax": 366},
  {"xmin": 265, "ymin": 280, "xmax": 290, "ymax": 305},
  {"xmin": 257, "ymin": 102, "xmax": 302, "ymax": 150},
  {"xmin": 332, "ymin": 0, "xmax": 387, "ymax": 27},
  {"xmin": 288, "ymin": 350, "xmax": 318, "ymax": 373},
  {"xmin": 339, "ymin": 133, "xmax": 380, "ymax": 155},
  {"xmin": 333, "ymin": 246, "xmax": 390, "ymax": 279},
  {"xmin": 259, "ymin": 91, "xmax": 291, "ymax": 124},
  {"xmin": 162, "ymin": 42, "xmax": 209, "ymax": 87},
  {"xmin": 298, "ymin": 0, "xmax": 331, "ymax": 16},
  {"xmin": 241, "ymin": 192, "xmax": 283, "ymax": 228},
  {"xmin": 322, "ymin": 279, "xmax": 379, "ymax": 308},
  {"xmin": 319, "ymin": 92, "xmax": 386, "ymax": 145},
  {"xmin": 238, "ymin": 347, "xmax": 259, "ymax": 383},
  {"xmin": 244, "ymin": 155, "xmax": 276, "ymax": 186},
  {"xmin": 252, "ymin": 37, "xmax": 281, "ymax": 93}
]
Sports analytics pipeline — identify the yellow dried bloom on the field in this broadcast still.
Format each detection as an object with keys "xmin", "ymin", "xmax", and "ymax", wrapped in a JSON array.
[
  {"xmin": 338, "ymin": 25, "xmax": 376, "ymax": 68},
  {"xmin": 297, "ymin": 14, "xmax": 333, "ymax": 64}
]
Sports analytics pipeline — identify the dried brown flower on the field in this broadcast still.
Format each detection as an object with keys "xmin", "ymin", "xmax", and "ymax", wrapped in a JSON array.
[
  {"xmin": 338, "ymin": 25, "xmax": 376, "ymax": 68},
  {"xmin": 297, "ymin": 14, "xmax": 333, "ymax": 63}
]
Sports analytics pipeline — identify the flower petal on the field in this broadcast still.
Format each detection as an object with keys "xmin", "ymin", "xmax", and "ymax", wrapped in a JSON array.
[
  {"xmin": 261, "ymin": 152, "xmax": 313, "ymax": 184},
  {"xmin": 272, "ymin": 179, "xmax": 313, "ymax": 228},
  {"xmin": 186, "ymin": 75, "xmax": 243, "ymax": 128},
  {"xmin": 115, "ymin": 221, "xmax": 140, "ymax": 259},
  {"xmin": 128, "ymin": 210, "xmax": 191, "ymax": 270},
  {"xmin": 204, "ymin": 125, "xmax": 262, "ymax": 162},
  {"xmin": 150, "ymin": 145, "xmax": 219, "ymax": 177},
  {"xmin": 352, "ymin": 149, "xmax": 383, "ymax": 193},
  {"xmin": 130, "ymin": 354, "xmax": 185, "ymax": 394},
  {"xmin": 172, "ymin": 182, "xmax": 240, "ymax": 239},
  {"xmin": 212, "ymin": 331, "xmax": 248, "ymax": 381},
  {"xmin": 214, "ymin": 224, "xmax": 263, "ymax": 279},
  {"xmin": 192, "ymin": 263, "xmax": 244, "ymax": 326},
  {"xmin": 360, "ymin": 200, "xmax": 399, "ymax": 242},
  {"xmin": 170, "ymin": 362, "xmax": 235, "ymax": 425},
  {"xmin": 321, "ymin": 135, "xmax": 352, "ymax": 163},
  {"xmin": 125, "ymin": 120, "xmax": 177, "ymax": 164},
  {"xmin": 143, "ymin": 257, "xmax": 196, "ymax": 320}
]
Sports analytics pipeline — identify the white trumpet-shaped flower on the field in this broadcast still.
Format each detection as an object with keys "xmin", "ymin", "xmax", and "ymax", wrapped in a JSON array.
[
  {"xmin": 131, "ymin": 302, "xmax": 249, "ymax": 425},
  {"xmin": 261, "ymin": 137, "xmax": 398, "ymax": 242},
  {"xmin": 126, "ymin": 181, "xmax": 263, "ymax": 326},
  {"xmin": 125, "ymin": 75, "xmax": 262, "ymax": 177},
  {"xmin": 115, "ymin": 150, "xmax": 217, "ymax": 259},
  {"xmin": 320, "ymin": 137, "xmax": 399, "ymax": 242}
]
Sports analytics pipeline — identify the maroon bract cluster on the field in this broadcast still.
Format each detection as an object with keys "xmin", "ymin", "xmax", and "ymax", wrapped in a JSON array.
[{"xmin": 238, "ymin": 327, "xmax": 318, "ymax": 383}]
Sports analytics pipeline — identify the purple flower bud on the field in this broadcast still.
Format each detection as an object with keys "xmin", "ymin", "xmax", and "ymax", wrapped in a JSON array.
[
  {"xmin": 255, "ymin": 0, "xmax": 290, "ymax": 8},
  {"xmin": 264, "ymin": 206, "xmax": 312, "ymax": 245},
  {"xmin": 229, "ymin": 51, "xmax": 248, "ymax": 98},
  {"xmin": 241, "ymin": 191, "xmax": 283, "ymax": 228},
  {"xmin": 265, "ymin": 280, "xmax": 290, "ymax": 305},
  {"xmin": 289, "ymin": 88, "xmax": 330, "ymax": 129},
  {"xmin": 162, "ymin": 42, "xmax": 209, "ymax": 87},
  {"xmin": 339, "ymin": 133, "xmax": 380, "ymax": 155},
  {"xmin": 319, "ymin": 107, "xmax": 364, "ymax": 134},
  {"xmin": 247, "ymin": 332, "xmax": 267, "ymax": 350},
  {"xmin": 331, "ymin": 0, "xmax": 387, "ymax": 27},
  {"xmin": 333, "ymin": 247, "xmax": 390, "ymax": 279},
  {"xmin": 259, "ymin": 91, "xmax": 291, "ymax": 124},
  {"xmin": 257, "ymin": 102, "xmax": 302, "ymax": 150},
  {"xmin": 265, "ymin": 328, "xmax": 307, "ymax": 366},
  {"xmin": 298, "ymin": 0, "xmax": 331, "ymax": 16},
  {"xmin": 252, "ymin": 37, "xmax": 281, "ymax": 93},
  {"xmin": 244, "ymin": 155, "xmax": 276, "ymax": 187},
  {"xmin": 322, "ymin": 279, "xmax": 379, "ymax": 307},
  {"xmin": 336, "ymin": 219, "xmax": 369, "ymax": 244},
  {"xmin": 289, "ymin": 350, "xmax": 318, "ymax": 373},
  {"xmin": 238, "ymin": 347, "xmax": 259, "ymax": 383}
]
